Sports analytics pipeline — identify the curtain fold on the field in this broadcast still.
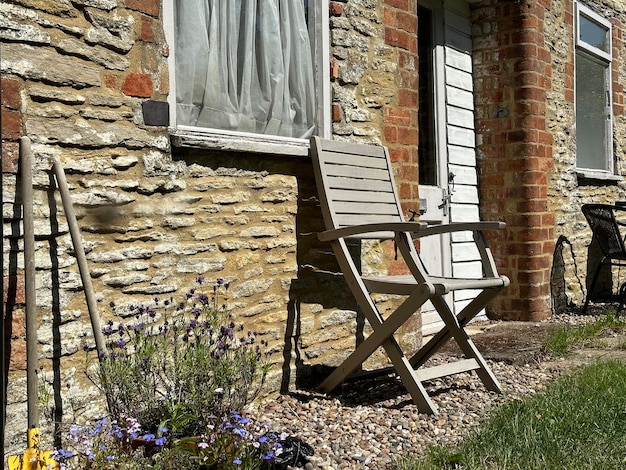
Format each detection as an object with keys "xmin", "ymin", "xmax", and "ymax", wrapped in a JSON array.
[{"xmin": 175, "ymin": 0, "xmax": 316, "ymax": 139}]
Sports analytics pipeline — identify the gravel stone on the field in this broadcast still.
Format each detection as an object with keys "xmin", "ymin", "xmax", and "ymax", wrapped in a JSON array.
[{"xmin": 248, "ymin": 313, "xmax": 614, "ymax": 469}]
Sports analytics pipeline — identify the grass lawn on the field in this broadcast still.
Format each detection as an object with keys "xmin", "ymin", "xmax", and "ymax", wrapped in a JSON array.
[{"xmin": 395, "ymin": 357, "xmax": 626, "ymax": 469}]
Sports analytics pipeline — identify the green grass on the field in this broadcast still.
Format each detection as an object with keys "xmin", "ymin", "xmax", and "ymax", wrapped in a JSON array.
[
  {"xmin": 542, "ymin": 311, "xmax": 626, "ymax": 356},
  {"xmin": 394, "ymin": 359, "xmax": 626, "ymax": 470}
]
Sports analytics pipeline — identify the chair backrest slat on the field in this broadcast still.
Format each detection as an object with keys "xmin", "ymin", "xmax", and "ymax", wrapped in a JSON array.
[{"xmin": 311, "ymin": 137, "xmax": 405, "ymax": 237}]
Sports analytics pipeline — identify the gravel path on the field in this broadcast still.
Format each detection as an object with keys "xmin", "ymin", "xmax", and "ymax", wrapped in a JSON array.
[{"xmin": 249, "ymin": 314, "xmax": 603, "ymax": 470}]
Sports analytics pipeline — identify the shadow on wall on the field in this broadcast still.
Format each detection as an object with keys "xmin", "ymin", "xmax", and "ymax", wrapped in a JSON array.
[
  {"xmin": 173, "ymin": 149, "xmax": 365, "ymax": 395},
  {"xmin": 550, "ymin": 235, "xmax": 584, "ymax": 314},
  {"xmin": 551, "ymin": 232, "xmax": 622, "ymax": 315}
]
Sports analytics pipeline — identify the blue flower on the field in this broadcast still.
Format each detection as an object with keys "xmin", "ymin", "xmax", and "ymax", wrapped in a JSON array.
[
  {"xmin": 233, "ymin": 458, "xmax": 242, "ymax": 465},
  {"xmin": 155, "ymin": 436, "xmax": 167, "ymax": 446}
]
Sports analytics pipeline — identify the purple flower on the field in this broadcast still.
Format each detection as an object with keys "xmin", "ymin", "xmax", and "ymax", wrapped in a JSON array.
[{"xmin": 197, "ymin": 275, "xmax": 205, "ymax": 284}]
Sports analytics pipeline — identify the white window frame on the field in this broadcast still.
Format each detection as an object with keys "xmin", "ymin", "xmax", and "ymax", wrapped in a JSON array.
[
  {"xmin": 162, "ymin": 0, "xmax": 330, "ymax": 156},
  {"xmin": 574, "ymin": 2, "xmax": 614, "ymax": 179}
]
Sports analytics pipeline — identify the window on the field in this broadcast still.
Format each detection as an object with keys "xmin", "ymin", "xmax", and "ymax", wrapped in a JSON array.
[
  {"xmin": 164, "ymin": 0, "xmax": 329, "ymax": 153},
  {"xmin": 418, "ymin": 5, "xmax": 437, "ymax": 186},
  {"xmin": 575, "ymin": 2, "xmax": 613, "ymax": 174}
]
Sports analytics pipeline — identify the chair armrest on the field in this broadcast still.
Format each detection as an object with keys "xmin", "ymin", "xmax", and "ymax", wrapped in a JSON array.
[
  {"xmin": 318, "ymin": 222, "xmax": 428, "ymax": 242},
  {"xmin": 412, "ymin": 221, "xmax": 505, "ymax": 239}
]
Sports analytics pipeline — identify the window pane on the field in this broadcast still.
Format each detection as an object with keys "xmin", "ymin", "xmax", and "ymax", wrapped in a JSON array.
[
  {"xmin": 579, "ymin": 14, "xmax": 609, "ymax": 53},
  {"xmin": 418, "ymin": 6, "xmax": 437, "ymax": 186},
  {"xmin": 576, "ymin": 52, "xmax": 608, "ymax": 170},
  {"xmin": 174, "ymin": 0, "xmax": 316, "ymax": 138}
]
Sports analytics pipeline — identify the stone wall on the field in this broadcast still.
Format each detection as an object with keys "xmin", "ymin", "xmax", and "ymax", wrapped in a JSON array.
[
  {"xmin": 1, "ymin": 0, "xmax": 421, "ymax": 457},
  {"xmin": 545, "ymin": 0, "xmax": 626, "ymax": 311}
]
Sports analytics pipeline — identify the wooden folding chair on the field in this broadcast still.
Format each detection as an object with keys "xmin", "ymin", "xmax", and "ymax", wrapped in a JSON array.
[{"xmin": 310, "ymin": 136, "xmax": 510, "ymax": 414}]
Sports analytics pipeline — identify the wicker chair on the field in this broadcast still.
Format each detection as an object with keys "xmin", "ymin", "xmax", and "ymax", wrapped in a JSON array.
[{"xmin": 582, "ymin": 203, "xmax": 626, "ymax": 315}]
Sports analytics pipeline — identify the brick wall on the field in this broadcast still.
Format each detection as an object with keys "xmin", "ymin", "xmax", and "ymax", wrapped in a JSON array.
[
  {"xmin": 473, "ymin": 0, "xmax": 556, "ymax": 321},
  {"xmin": 473, "ymin": 0, "xmax": 626, "ymax": 318}
]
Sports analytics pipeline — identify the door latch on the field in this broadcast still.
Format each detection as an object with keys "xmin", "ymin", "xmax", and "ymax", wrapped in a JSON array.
[{"xmin": 438, "ymin": 172, "xmax": 456, "ymax": 217}]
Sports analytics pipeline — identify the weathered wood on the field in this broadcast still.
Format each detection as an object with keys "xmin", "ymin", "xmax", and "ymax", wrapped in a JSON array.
[{"xmin": 310, "ymin": 136, "xmax": 509, "ymax": 414}]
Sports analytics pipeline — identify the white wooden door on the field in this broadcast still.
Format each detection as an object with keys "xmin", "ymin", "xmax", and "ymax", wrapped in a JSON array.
[{"xmin": 418, "ymin": 0, "xmax": 483, "ymax": 335}]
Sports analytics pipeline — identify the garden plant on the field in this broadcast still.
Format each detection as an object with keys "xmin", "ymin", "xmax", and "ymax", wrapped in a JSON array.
[{"xmin": 51, "ymin": 278, "xmax": 286, "ymax": 469}]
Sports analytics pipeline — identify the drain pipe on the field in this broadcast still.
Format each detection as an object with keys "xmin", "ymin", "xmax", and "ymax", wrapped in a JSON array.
[{"xmin": 51, "ymin": 159, "xmax": 106, "ymax": 358}]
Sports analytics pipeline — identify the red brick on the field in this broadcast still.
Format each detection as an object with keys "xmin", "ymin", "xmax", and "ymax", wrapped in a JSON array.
[
  {"xmin": 389, "ymin": 146, "xmax": 409, "ymax": 162},
  {"xmin": 331, "ymin": 104, "xmax": 343, "ymax": 123},
  {"xmin": 384, "ymin": 125, "xmax": 398, "ymax": 143},
  {"xmin": 397, "ymin": 11, "xmax": 417, "ymax": 34},
  {"xmin": 125, "ymin": 0, "xmax": 159, "ymax": 17},
  {"xmin": 1, "ymin": 108, "xmax": 21, "ymax": 140},
  {"xmin": 383, "ymin": 7, "xmax": 396, "ymax": 27},
  {"xmin": 397, "ymin": 127, "xmax": 418, "ymax": 146},
  {"xmin": 398, "ymin": 163, "xmax": 418, "ymax": 180},
  {"xmin": 4, "ymin": 275, "xmax": 25, "ymax": 304},
  {"xmin": 105, "ymin": 74, "xmax": 118, "ymax": 89},
  {"xmin": 329, "ymin": 2, "xmax": 344, "ymax": 16},
  {"xmin": 398, "ymin": 182, "xmax": 412, "ymax": 199},
  {"xmin": 1, "ymin": 77, "xmax": 21, "ymax": 110},
  {"xmin": 141, "ymin": 16, "xmax": 155, "ymax": 42},
  {"xmin": 330, "ymin": 59, "xmax": 339, "ymax": 80},
  {"xmin": 398, "ymin": 89, "xmax": 417, "ymax": 107},
  {"xmin": 384, "ymin": 106, "xmax": 410, "ymax": 126},
  {"xmin": 9, "ymin": 339, "xmax": 27, "ymax": 371},
  {"xmin": 122, "ymin": 73, "xmax": 154, "ymax": 97}
]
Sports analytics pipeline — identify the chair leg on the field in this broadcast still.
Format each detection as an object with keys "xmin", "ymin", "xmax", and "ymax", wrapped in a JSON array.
[
  {"xmin": 583, "ymin": 258, "xmax": 607, "ymax": 313},
  {"xmin": 318, "ymin": 286, "xmax": 432, "ymax": 395},
  {"xmin": 410, "ymin": 288, "xmax": 501, "ymax": 369},
  {"xmin": 409, "ymin": 288, "xmax": 504, "ymax": 394},
  {"xmin": 430, "ymin": 296, "xmax": 501, "ymax": 393}
]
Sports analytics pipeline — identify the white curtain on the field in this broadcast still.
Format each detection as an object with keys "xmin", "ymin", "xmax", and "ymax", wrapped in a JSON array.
[{"xmin": 175, "ymin": 0, "xmax": 317, "ymax": 139}]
